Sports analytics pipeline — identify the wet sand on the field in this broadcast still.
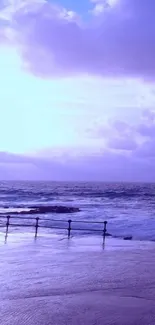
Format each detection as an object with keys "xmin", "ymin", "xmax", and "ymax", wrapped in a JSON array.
[{"xmin": 0, "ymin": 234, "xmax": 155, "ymax": 324}]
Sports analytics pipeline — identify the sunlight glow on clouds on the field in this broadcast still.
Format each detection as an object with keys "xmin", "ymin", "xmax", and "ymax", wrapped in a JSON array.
[{"xmin": 0, "ymin": 0, "xmax": 155, "ymax": 180}]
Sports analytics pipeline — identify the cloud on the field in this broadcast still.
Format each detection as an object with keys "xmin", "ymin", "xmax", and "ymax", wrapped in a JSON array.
[
  {"xmin": 0, "ymin": 151, "xmax": 30, "ymax": 163},
  {"xmin": 0, "ymin": 150, "xmax": 94, "ymax": 181},
  {"xmin": 136, "ymin": 109, "xmax": 155, "ymax": 138},
  {"xmin": 137, "ymin": 124, "xmax": 155, "ymax": 138},
  {"xmin": 0, "ymin": 0, "xmax": 155, "ymax": 79},
  {"xmin": 134, "ymin": 140, "xmax": 155, "ymax": 159},
  {"xmin": 1, "ymin": 108, "xmax": 155, "ymax": 182},
  {"xmin": 107, "ymin": 137, "xmax": 137, "ymax": 151},
  {"xmin": 87, "ymin": 108, "xmax": 155, "ymax": 155},
  {"xmin": 0, "ymin": 1, "xmax": 155, "ymax": 182},
  {"xmin": 1, "ymin": 148, "xmax": 155, "ymax": 182},
  {"xmin": 91, "ymin": 0, "xmax": 118, "ymax": 15}
]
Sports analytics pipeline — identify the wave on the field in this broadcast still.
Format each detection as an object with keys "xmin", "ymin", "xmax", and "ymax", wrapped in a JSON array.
[
  {"xmin": 0, "ymin": 188, "xmax": 155, "ymax": 200},
  {"xmin": 0, "ymin": 207, "xmax": 31, "ymax": 214}
]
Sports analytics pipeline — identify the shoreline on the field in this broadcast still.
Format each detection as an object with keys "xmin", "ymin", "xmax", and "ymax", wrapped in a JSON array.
[
  {"xmin": 1, "ymin": 232, "xmax": 155, "ymax": 324},
  {"xmin": 1, "ymin": 230, "xmax": 155, "ymax": 250}
]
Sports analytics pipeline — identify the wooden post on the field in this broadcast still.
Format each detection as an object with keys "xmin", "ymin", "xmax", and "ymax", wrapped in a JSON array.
[
  {"xmin": 5, "ymin": 215, "xmax": 10, "ymax": 242},
  {"xmin": 103, "ymin": 221, "xmax": 107, "ymax": 243},
  {"xmin": 35, "ymin": 217, "xmax": 39, "ymax": 238},
  {"xmin": 68, "ymin": 219, "xmax": 72, "ymax": 238}
]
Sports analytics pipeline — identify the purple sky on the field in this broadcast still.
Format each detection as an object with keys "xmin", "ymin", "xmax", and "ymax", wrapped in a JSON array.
[{"xmin": 0, "ymin": 0, "xmax": 155, "ymax": 181}]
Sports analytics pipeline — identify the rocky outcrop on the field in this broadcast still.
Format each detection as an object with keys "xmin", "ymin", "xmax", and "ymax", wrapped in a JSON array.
[
  {"xmin": 124, "ymin": 236, "xmax": 133, "ymax": 240},
  {"xmin": 105, "ymin": 232, "xmax": 112, "ymax": 237},
  {"xmin": 6, "ymin": 205, "xmax": 80, "ymax": 215}
]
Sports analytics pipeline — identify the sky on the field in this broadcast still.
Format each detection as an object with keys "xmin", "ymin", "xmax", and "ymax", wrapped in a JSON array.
[{"xmin": 0, "ymin": 0, "xmax": 155, "ymax": 181}]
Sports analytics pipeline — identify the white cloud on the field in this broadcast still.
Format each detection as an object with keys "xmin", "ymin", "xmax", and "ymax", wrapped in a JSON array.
[{"xmin": 91, "ymin": 0, "xmax": 119, "ymax": 15}]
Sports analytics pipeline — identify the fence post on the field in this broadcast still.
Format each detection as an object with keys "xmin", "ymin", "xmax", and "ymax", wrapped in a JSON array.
[
  {"xmin": 103, "ymin": 221, "xmax": 107, "ymax": 243},
  {"xmin": 35, "ymin": 217, "xmax": 39, "ymax": 238},
  {"xmin": 5, "ymin": 215, "xmax": 10, "ymax": 242},
  {"xmin": 68, "ymin": 219, "xmax": 72, "ymax": 238}
]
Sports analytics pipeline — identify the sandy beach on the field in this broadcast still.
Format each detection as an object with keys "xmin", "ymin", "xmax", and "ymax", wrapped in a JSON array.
[{"xmin": 1, "ymin": 234, "xmax": 155, "ymax": 324}]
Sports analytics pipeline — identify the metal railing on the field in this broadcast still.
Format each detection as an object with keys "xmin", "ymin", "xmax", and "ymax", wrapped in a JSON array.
[{"xmin": 0, "ymin": 215, "xmax": 108, "ymax": 244}]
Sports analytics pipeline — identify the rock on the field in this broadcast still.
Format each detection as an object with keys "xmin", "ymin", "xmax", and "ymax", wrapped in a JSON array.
[
  {"xmin": 124, "ymin": 236, "xmax": 133, "ymax": 240},
  {"xmin": 28, "ymin": 205, "xmax": 80, "ymax": 214},
  {"xmin": 4, "ymin": 205, "xmax": 80, "ymax": 215},
  {"xmin": 105, "ymin": 233, "xmax": 112, "ymax": 237}
]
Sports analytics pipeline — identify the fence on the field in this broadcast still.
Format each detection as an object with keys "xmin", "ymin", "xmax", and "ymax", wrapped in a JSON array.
[{"xmin": 0, "ymin": 215, "xmax": 108, "ymax": 244}]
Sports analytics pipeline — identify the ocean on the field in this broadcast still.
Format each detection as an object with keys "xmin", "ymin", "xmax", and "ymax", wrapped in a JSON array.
[{"xmin": 0, "ymin": 181, "xmax": 155, "ymax": 241}]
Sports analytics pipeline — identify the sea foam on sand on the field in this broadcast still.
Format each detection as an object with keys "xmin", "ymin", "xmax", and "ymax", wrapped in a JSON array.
[{"xmin": 0, "ymin": 234, "xmax": 155, "ymax": 325}]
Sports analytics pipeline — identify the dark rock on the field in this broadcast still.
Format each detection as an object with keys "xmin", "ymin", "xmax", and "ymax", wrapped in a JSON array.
[
  {"xmin": 28, "ymin": 205, "xmax": 80, "ymax": 214},
  {"xmin": 4, "ymin": 205, "xmax": 80, "ymax": 215},
  {"xmin": 105, "ymin": 233, "xmax": 112, "ymax": 237},
  {"xmin": 124, "ymin": 236, "xmax": 133, "ymax": 240}
]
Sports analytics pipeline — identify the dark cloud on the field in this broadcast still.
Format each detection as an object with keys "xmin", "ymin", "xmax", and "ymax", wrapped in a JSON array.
[{"xmin": 0, "ymin": 0, "xmax": 155, "ymax": 78}]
